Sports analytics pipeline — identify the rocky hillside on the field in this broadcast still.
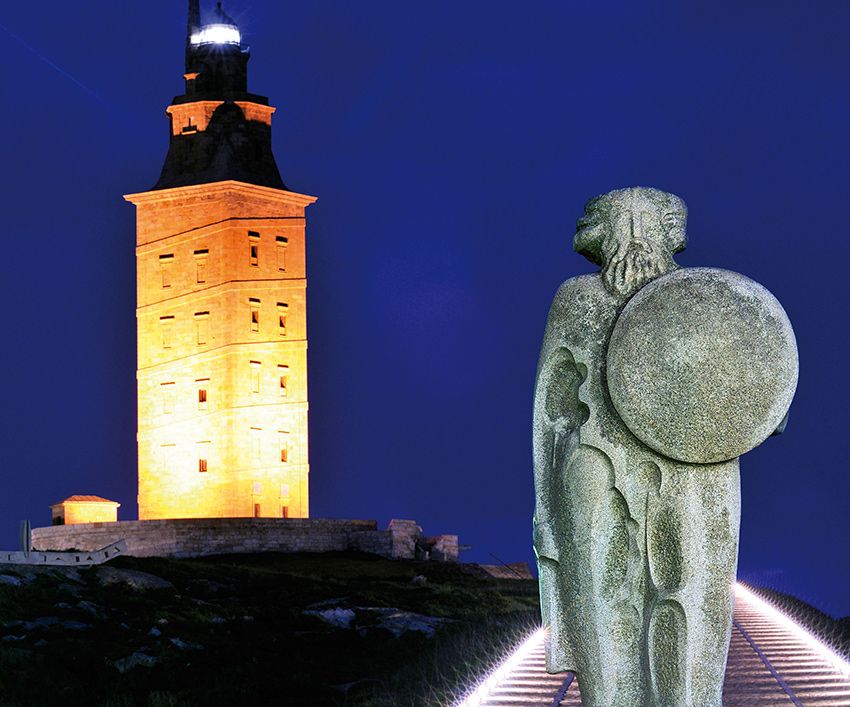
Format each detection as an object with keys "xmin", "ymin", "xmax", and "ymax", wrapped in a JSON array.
[{"xmin": 0, "ymin": 552, "xmax": 540, "ymax": 707}]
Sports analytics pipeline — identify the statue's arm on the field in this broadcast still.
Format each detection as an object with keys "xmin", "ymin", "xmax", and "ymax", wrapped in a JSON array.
[{"xmin": 532, "ymin": 283, "xmax": 590, "ymax": 562}]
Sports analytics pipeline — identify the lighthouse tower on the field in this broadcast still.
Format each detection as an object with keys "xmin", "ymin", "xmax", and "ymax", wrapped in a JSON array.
[{"xmin": 125, "ymin": 1, "xmax": 314, "ymax": 520}]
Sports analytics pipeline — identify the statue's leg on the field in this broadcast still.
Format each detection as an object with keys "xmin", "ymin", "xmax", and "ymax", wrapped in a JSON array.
[
  {"xmin": 646, "ymin": 462, "xmax": 741, "ymax": 707},
  {"xmin": 561, "ymin": 446, "xmax": 644, "ymax": 707},
  {"xmin": 537, "ymin": 556, "xmax": 574, "ymax": 672}
]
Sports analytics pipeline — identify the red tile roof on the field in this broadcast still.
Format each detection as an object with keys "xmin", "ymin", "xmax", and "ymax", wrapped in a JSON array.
[{"xmin": 53, "ymin": 495, "xmax": 120, "ymax": 505}]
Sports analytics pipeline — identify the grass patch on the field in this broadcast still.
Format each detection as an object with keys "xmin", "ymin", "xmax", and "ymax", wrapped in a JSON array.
[{"xmin": 0, "ymin": 553, "xmax": 539, "ymax": 706}]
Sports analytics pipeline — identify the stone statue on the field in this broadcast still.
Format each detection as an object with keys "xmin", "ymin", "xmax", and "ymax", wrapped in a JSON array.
[{"xmin": 532, "ymin": 187, "xmax": 798, "ymax": 706}]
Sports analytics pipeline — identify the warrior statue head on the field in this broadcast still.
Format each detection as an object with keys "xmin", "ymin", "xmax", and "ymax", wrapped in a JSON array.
[{"xmin": 574, "ymin": 186, "xmax": 687, "ymax": 298}]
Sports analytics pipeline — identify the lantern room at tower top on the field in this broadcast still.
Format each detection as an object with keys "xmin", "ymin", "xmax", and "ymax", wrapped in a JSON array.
[
  {"xmin": 155, "ymin": 0, "xmax": 286, "ymax": 192},
  {"xmin": 189, "ymin": 0, "xmax": 242, "ymax": 47},
  {"xmin": 124, "ymin": 0, "xmax": 316, "ymax": 522}
]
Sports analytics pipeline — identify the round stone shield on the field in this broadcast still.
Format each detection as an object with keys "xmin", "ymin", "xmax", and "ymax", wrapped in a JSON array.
[{"xmin": 606, "ymin": 267, "xmax": 798, "ymax": 464}]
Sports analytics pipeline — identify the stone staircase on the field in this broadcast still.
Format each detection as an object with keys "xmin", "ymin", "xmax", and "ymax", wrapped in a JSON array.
[{"xmin": 457, "ymin": 585, "xmax": 850, "ymax": 706}]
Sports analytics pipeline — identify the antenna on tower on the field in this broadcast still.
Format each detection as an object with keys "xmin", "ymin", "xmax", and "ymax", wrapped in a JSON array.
[{"xmin": 188, "ymin": 0, "xmax": 201, "ymax": 43}]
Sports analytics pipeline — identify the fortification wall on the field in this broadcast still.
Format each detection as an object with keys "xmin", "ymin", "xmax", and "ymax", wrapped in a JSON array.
[{"xmin": 32, "ymin": 518, "xmax": 379, "ymax": 559}]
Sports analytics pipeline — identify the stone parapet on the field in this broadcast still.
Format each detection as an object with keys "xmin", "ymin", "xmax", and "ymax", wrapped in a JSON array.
[
  {"xmin": 31, "ymin": 518, "xmax": 460, "ymax": 562},
  {"xmin": 32, "ymin": 518, "xmax": 377, "ymax": 559},
  {"xmin": 432, "ymin": 535, "xmax": 459, "ymax": 562},
  {"xmin": 387, "ymin": 519, "xmax": 422, "ymax": 559}
]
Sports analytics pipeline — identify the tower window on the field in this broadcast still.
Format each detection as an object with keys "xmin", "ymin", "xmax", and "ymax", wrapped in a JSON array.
[
  {"xmin": 279, "ymin": 431, "xmax": 289, "ymax": 463},
  {"xmin": 250, "ymin": 361, "xmax": 261, "ymax": 393},
  {"xmin": 161, "ymin": 382, "xmax": 175, "ymax": 414},
  {"xmin": 195, "ymin": 311, "xmax": 210, "ymax": 345},
  {"xmin": 249, "ymin": 232, "xmax": 260, "ymax": 266},
  {"xmin": 197, "ymin": 441, "xmax": 210, "ymax": 473},
  {"xmin": 160, "ymin": 316, "xmax": 175, "ymax": 349},
  {"xmin": 277, "ymin": 302, "xmax": 288, "ymax": 336},
  {"xmin": 249, "ymin": 298, "xmax": 261, "ymax": 332},
  {"xmin": 194, "ymin": 249, "xmax": 209, "ymax": 284},
  {"xmin": 159, "ymin": 254, "xmax": 174, "ymax": 289},
  {"xmin": 196, "ymin": 378, "xmax": 209, "ymax": 411},
  {"xmin": 253, "ymin": 481, "xmax": 263, "ymax": 495},
  {"xmin": 276, "ymin": 237, "xmax": 288, "ymax": 272},
  {"xmin": 278, "ymin": 365, "xmax": 289, "ymax": 397}
]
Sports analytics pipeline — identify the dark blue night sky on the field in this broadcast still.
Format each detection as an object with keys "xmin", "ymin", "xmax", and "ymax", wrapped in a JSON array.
[{"xmin": 0, "ymin": 2, "xmax": 848, "ymax": 616}]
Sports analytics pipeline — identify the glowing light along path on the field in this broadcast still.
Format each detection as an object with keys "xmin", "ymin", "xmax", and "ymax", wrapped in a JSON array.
[
  {"xmin": 729, "ymin": 584, "xmax": 850, "ymax": 706},
  {"xmin": 451, "ymin": 628, "xmax": 579, "ymax": 707},
  {"xmin": 453, "ymin": 583, "xmax": 850, "ymax": 706}
]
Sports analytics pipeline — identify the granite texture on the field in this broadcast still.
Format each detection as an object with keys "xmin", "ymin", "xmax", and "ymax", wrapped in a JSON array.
[
  {"xmin": 32, "ymin": 518, "xmax": 459, "ymax": 562},
  {"xmin": 532, "ymin": 187, "xmax": 798, "ymax": 706},
  {"xmin": 607, "ymin": 268, "xmax": 798, "ymax": 463}
]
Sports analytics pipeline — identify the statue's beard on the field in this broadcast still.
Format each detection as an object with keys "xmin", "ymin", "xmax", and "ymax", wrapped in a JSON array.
[{"xmin": 602, "ymin": 239, "xmax": 670, "ymax": 298}]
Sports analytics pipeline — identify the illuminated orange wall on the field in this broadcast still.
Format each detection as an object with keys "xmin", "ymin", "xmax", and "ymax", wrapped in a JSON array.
[
  {"xmin": 125, "ymin": 181, "xmax": 316, "ymax": 520},
  {"xmin": 166, "ymin": 100, "xmax": 275, "ymax": 135},
  {"xmin": 52, "ymin": 502, "xmax": 120, "ymax": 525}
]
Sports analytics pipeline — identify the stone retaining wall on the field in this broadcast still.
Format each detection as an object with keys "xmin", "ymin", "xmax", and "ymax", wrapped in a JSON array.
[
  {"xmin": 32, "ymin": 518, "xmax": 378, "ymax": 559},
  {"xmin": 31, "ymin": 518, "xmax": 460, "ymax": 562}
]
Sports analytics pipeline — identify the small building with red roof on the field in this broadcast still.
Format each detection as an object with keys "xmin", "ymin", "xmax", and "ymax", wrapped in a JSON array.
[{"xmin": 50, "ymin": 496, "xmax": 120, "ymax": 526}]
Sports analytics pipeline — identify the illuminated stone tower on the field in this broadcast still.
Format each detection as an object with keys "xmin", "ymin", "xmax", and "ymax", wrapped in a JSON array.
[{"xmin": 125, "ymin": 1, "xmax": 314, "ymax": 520}]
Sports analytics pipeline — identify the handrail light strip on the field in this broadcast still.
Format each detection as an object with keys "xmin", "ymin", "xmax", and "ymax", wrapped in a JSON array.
[
  {"xmin": 735, "ymin": 583, "xmax": 850, "ymax": 678},
  {"xmin": 453, "ymin": 583, "xmax": 850, "ymax": 706}
]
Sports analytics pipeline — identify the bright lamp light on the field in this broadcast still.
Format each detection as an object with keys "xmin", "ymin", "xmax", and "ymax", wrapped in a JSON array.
[{"xmin": 190, "ymin": 25, "xmax": 241, "ymax": 46}]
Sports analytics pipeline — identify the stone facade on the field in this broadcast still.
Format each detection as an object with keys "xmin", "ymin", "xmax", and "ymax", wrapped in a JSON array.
[
  {"xmin": 126, "ymin": 182, "xmax": 315, "ymax": 521},
  {"xmin": 50, "ymin": 496, "xmax": 120, "ymax": 525},
  {"xmin": 122, "ymin": 4, "xmax": 315, "ymax": 522},
  {"xmin": 431, "ymin": 535, "xmax": 460, "ymax": 562},
  {"xmin": 387, "ymin": 519, "xmax": 422, "ymax": 559},
  {"xmin": 32, "ymin": 518, "xmax": 460, "ymax": 562}
]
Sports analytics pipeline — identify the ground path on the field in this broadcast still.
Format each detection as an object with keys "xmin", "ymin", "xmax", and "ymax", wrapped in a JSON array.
[{"xmin": 457, "ymin": 585, "xmax": 850, "ymax": 706}]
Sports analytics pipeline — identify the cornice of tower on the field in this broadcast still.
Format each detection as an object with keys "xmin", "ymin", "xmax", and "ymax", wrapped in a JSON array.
[{"xmin": 124, "ymin": 180, "xmax": 317, "ymax": 208}]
